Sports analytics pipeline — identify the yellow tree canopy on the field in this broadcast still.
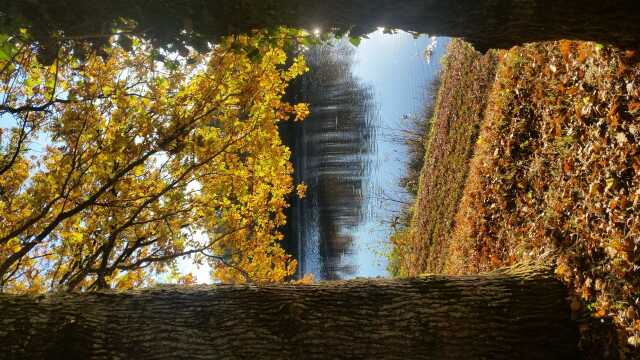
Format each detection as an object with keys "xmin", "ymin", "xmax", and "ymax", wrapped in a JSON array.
[{"xmin": 0, "ymin": 30, "xmax": 310, "ymax": 293}]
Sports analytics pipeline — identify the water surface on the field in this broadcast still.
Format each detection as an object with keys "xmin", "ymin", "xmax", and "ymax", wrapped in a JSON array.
[{"xmin": 283, "ymin": 31, "xmax": 449, "ymax": 280}]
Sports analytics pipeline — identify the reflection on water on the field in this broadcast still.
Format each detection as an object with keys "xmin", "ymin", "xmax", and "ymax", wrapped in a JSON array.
[
  {"xmin": 281, "ymin": 32, "xmax": 448, "ymax": 280},
  {"xmin": 280, "ymin": 39, "xmax": 376, "ymax": 280}
]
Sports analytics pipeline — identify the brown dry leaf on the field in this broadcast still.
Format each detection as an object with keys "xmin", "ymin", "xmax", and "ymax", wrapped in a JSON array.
[
  {"xmin": 563, "ymin": 161, "xmax": 574, "ymax": 173},
  {"xmin": 615, "ymin": 132, "xmax": 628, "ymax": 144},
  {"xmin": 629, "ymin": 100, "xmax": 640, "ymax": 114},
  {"xmin": 609, "ymin": 102, "xmax": 621, "ymax": 127}
]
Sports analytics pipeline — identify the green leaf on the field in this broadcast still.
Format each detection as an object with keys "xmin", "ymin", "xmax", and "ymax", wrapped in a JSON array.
[
  {"xmin": 320, "ymin": 32, "xmax": 332, "ymax": 42},
  {"xmin": 0, "ymin": 47, "xmax": 9, "ymax": 61},
  {"xmin": 300, "ymin": 36, "xmax": 313, "ymax": 47},
  {"xmin": 349, "ymin": 36, "xmax": 361, "ymax": 47},
  {"xmin": 333, "ymin": 29, "xmax": 349, "ymax": 39}
]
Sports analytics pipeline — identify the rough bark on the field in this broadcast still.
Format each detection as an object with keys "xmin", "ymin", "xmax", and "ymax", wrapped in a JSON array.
[
  {"xmin": 5, "ymin": 0, "xmax": 640, "ymax": 55},
  {"xmin": 0, "ymin": 265, "xmax": 579, "ymax": 359}
]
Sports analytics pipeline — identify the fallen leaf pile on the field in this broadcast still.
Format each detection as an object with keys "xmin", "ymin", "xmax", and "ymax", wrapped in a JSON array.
[{"xmin": 451, "ymin": 41, "xmax": 640, "ymax": 353}]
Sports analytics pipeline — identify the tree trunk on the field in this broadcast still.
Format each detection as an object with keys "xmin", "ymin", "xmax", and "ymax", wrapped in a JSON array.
[
  {"xmin": 0, "ymin": 266, "xmax": 579, "ymax": 359},
  {"xmin": 7, "ymin": 0, "xmax": 640, "ymax": 54}
]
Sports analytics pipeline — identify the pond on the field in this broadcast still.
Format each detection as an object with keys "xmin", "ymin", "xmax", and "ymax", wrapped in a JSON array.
[{"xmin": 281, "ymin": 30, "xmax": 449, "ymax": 280}]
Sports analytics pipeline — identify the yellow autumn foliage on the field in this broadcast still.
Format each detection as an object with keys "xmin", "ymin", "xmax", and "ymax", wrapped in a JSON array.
[{"xmin": 0, "ymin": 29, "xmax": 309, "ymax": 292}]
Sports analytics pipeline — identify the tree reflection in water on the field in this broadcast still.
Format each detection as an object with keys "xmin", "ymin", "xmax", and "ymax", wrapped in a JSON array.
[{"xmin": 280, "ymin": 39, "xmax": 376, "ymax": 280}]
